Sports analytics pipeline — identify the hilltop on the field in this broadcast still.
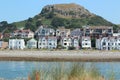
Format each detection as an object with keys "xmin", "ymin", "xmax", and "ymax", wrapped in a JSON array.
[
  {"xmin": 41, "ymin": 3, "xmax": 94, "ymax": 18},
  {"xmin": 0, "ymin": 3, "xmax": 119, "ymax": 33}
]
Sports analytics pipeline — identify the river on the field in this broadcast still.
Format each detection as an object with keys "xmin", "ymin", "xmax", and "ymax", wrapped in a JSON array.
[{"xmin": 0, "ymin": 61, "xmax": 119, "ymax": 80}]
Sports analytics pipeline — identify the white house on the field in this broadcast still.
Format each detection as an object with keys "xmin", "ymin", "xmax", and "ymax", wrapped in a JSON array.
[
  {"xmin": 96, "ymin": 37, "xmax": 120, "ymax": 50},
  {"xmin": 81, "ymin": 36, "xmax": 91, "ymax": 48},
  {"xmin": 38, "ymin": 37, "xmax": 48, "ymax": 49},
  {"xmin": 47, "ymin": 37, "xmax": 57, "ymax": 49},
  {"xmin": 27, "ymin": 38, "xmax": 37, "ymax": 49},
  {"xmin": 38, "ymin": 36, "xmax": 57, "ymax": 49},
  {"xmin": 72, "ymin": 37, "xmax": 80, "ymax": 49},
  {"xmin": 61, "ymin": 37, "xmax": 72, "ymax": 49},
  {"xmin": 113, "ymin": 33, "xmax": 120, "ymax": 37},
  {"xmin": 9, "ymin": 39, "xmax": 25, "ymax": 49}
]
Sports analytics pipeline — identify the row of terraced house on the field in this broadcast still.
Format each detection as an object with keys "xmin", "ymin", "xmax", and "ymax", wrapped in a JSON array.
[{"xmin": 0, "ymin": 25, "xmax": 120, "ymax": 50}]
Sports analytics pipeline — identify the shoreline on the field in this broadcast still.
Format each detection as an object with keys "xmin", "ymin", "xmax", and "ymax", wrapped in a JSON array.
[{"xmin": 0, "ymin": 50, "xmax": 120, "ymax": 62}]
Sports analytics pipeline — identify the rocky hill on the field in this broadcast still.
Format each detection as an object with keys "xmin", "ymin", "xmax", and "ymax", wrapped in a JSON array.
[
  {"xmin": 41, "ymin": 3, "xmax": 95, "ymax": 18},
  {"xmin": 0, "ymin": 3, "xmax": 119, "ymax": 33}
]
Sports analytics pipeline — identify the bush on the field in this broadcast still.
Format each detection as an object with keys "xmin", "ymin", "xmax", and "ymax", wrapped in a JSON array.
[{"xmin": 68, "ymin": 46, "xmax": 75, "ymax": 50}]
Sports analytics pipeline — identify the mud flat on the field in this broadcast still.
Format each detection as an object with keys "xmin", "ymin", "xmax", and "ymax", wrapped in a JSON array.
[{"xmin": 0, "ymin": 50, "xmax": 120, "ymax": 61}]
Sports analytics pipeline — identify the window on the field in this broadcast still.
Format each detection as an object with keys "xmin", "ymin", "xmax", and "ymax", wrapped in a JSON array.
[
  {"xmin": 49, "ymin": 43, "xmax": 52, "ymax": 45},
  {"xmin": 39, "ymin": 43, "xmax": 41, "ymax": 45},
  {"xmin": 64, "ymin": 40, "xmax": 67, "ymax": 41},
  {"xmin": 119, "ymin": 43, "xmax": 120, "ymax": 45},
  {"xmin": 33, "ymin": 42, "xmax": 35, "ymax": 45},
  {"xmin": 57, "ymin": 31, "xmax": 59, "ymax": 33},
  {"xmin": 112, "ymin": 43, "xmax": 113, "ymax": 45},
  {"xmin": 102, "ymin": 42, "xmax": 106, "ymax": 45},
  {"xmin": 64, "ymin": 43, "xmax": 67, "ymax": 45},
  {"xmin": 85, "ymin": 43, "xmax": 88, "ymax": 45}
]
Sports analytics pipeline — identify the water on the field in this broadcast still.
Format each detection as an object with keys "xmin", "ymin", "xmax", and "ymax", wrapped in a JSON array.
[{"xmin": 0, "ymin": 61, "xmax": 119, "ymax": 80}]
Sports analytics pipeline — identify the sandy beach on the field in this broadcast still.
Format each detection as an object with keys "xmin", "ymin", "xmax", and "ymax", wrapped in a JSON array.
[{"xmin": 0, "ymin": 50, "xmax": 120, "ymax": 61}]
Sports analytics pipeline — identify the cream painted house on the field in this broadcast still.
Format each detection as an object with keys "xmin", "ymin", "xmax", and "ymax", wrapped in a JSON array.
[
  {"xmin": 56, "ymin": 27, "xmax": 70, "ymax": 37},
  {"xmin": 0, "ymin": 41, "xmax": 8, "ymax": 49},
  {"xmin": 12, "ymin": 29, "xmax": 34, "ymax": 38}
]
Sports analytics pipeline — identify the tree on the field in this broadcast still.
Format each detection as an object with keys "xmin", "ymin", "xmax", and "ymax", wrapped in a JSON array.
[
  {"xmin": 0, "ymin": 21, "xmax": 9, "ymax": 32},
  {"xmin": 91, "ymin": 38, "xmax": 96, "ymax": 48},
  {"xmin": 36, "ymin": 21, "xmax": 42, "ymax": 27},
  {"xmin": 25, "ymin": 22, "xmax": 36, "ymax": 31},
  {"xmin": 0, "ymin": 21, "xmax": 8, "ymax": 26},
  {"xmin": 27, "ymin": 18, "xmax": 33, "ymax": 22},
  {"xmin": 68, "ymin": 46, "xmax": 75, "ymax": 50},
  {"xmin": 51, "ymin": 17, "xmax": 65, "ymax": 27},
  {"xmin": 45, "ymin": 12, "xmax": 55, "ymax": 19},
  {"xmin": 88, "ymin": 16, "xmax": 113, "ymax": 26}
]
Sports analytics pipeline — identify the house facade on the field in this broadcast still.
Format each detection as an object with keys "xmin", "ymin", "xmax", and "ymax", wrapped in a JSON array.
[
  {"xmin": 61, "ymin": 37, "xmax": 72, "ymax": 49},
  {"xmin": 56, "ymin": 27, "xmax": 71, "ymax": 37},
  {"xmin": 3, "ymin": 33, "xmax": 11, "ymax": 38},
  {"xmin": 35, "ymin": 26, "xmax": 55, "ymax": 38},
  {"xmin": 9, "ymin": 39, "xmax": 25, "ymax": 49},
  {"xmin": 38, "ymin": 37, "xmax": 47, "ymax": 49},
  {"xmin": 81, "ymin": 36, "xmax": 91, "ymax": 48},
  {"xmin": 38, "ymin": 36, "xmax": 57, "ymax": 49},
  {"xmin": 27, "ymin": 38, "xmax": 37, "ymax": 49},
  {"xmin": 113, "ymin": 33, "xmax": 120, "ymax": 37},
  {"xmin": 72, "ymin": 37, "xmax": 80, "ymax": 49},
  {"xmin": 0, "ymin": 41, "xmax": 8, "ymax": 49},
  {"xmin": 47, "ymin": 37, "xmax": 57, "ymax": 49},
  {"xmin": 83, "ymin": 26, "xmax": 113, "ymax": 38},
  {"xmin": 12, "ymin": 29, "xmax": 34, "ymax": 38},
  {"xmin": 96, "ymin": 37, "xmax": 120, "ymax": 50}
]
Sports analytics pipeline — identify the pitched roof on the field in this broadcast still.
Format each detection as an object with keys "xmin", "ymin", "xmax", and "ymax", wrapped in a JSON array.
[
  {"xmin": 14, "ymin": 29, "xmax": 33, "ymax": 33},
  {"xmin": 85, "ymin": 26, "xmax": 113, "ymax": 29},
  {"xmin": 28, "ymin": 38, "xmax": 37, "ymax": 42}
]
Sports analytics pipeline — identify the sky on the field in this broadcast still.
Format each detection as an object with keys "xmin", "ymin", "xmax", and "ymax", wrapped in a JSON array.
[{"xmin": 0, "ymin": 0, "xmax": 120, "ymax": 24}]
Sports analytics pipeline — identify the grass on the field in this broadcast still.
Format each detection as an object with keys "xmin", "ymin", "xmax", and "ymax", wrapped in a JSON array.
[
  {"xmin": 41, "ymin": 19, "xmax": 52, "ymax": 25},
  {"xmin": 54, "ymin": 3, "xmax": 80, "ymax": 9},
  {"xmin": 13, "ymin": 20, "xmax": 27, "ymax": 28},
  {"xmin": 28, "ymin": 62, "xmax": 105, "ymax": 80}
]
